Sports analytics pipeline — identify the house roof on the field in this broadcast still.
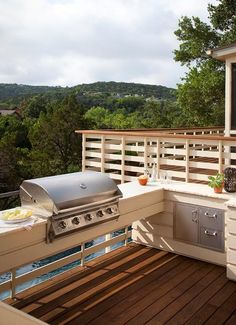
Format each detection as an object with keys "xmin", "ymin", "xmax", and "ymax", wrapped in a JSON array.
[
  {"xmin": 207, "ymin": 42, "xmax": 236, "ymax": 61},
  {"xmin": 0, "ymin": 110, "xmax": 17, "ymax": 116}
]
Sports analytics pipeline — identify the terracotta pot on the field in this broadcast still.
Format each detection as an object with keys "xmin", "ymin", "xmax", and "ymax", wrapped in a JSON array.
[
  {"xmin": 138, "ymin": 176, "xmax": 148, "ymax": 186},
  {"xmin": 214, "ymin": 185, "xmax": 224, "ymax": 193}
]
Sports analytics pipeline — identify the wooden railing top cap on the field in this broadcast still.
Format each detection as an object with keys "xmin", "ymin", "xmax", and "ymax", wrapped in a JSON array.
[{"xmin": 75, "ymin": 129, "xmax": 235, "ymax": 141}]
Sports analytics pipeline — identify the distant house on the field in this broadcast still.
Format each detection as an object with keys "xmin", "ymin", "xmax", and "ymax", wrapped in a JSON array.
[{"xmin": 0, "ymin": 108, "xmax": 21, "ymax": 118}]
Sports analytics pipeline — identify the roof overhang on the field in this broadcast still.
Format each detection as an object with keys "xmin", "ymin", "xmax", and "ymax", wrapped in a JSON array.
[{"xmin": 207, "ymin": 43, "xmax": 236, "ymax": 61}]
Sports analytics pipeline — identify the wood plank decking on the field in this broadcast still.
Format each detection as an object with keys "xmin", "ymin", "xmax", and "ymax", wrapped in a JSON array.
[{"xmin": 5, "ymin": 243, "xmax": 236, "ymax": 325}]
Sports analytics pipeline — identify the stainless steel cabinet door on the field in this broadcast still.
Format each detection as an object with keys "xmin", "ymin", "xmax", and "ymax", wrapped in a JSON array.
[{"xmin": 174, "ymin": 203, "xmax": 199, "ymax": 244}]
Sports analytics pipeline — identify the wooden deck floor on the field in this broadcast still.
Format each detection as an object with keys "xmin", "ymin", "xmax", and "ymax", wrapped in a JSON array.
[{"xmin": 6, "ymin": 243, "xmax": 236, "ymax": 325}]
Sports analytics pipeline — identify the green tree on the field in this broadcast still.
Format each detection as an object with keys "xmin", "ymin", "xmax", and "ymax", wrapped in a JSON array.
[
  {"xmin": 174, "ymin": 0, "xmax": 236, "ymax": 126},
  {"xmin": 21, "ymin": 95, "xmax": 48, "ymax": 119},
  {"xmin": 84, "ymin": 106, "xmax": 109, "ymax": 129},
  {"xmin": 29, "ymin": 94, "xmax": 86, "ymax": 176},
  {"xmin": 0, "ymin": 116, "xmax": 30, "ymax": 193}
]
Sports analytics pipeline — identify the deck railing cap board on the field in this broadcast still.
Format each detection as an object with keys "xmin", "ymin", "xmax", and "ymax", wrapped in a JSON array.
[
  {"xmin": 76, "ymin": 126, "xmax": 224, "ymax": 132},
  {"xmin": 76, "ymin": 129, "xmax": 235, "ymax": 142}
]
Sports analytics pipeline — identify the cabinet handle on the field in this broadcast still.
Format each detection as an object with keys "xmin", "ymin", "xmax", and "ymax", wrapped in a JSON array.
[
  {"xmin": 206, "ymin": 213, "xmax": 217, "ymax": 219},
  {"xmin": 204, "ymin": 230, "xmax": 217, "ymax": 236},
  {"xmin": 192, "ymin": 210, "xmax": 198, "ymax": 223}
]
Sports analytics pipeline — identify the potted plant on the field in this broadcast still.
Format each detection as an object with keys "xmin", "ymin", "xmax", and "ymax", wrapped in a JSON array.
[{"xmin": 208, "ymin": 173, "xmax": 224, "ymax": 193}]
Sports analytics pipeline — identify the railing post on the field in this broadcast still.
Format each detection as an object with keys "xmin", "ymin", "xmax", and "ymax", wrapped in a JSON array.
[
  {"xmin": 121, "ymin": 136, "xmax": 125, "ymax": 183},
  {"xmin": 156, "ymin": 138, "xmax": 160, "ymax": 178},
  {"xmin": 82, "ymin": 134, "xmax": 86, "ymax": 172},
  {"xmin": 101, "ymin": 135, "xmax": 105, "ymax": 173},
  {"xmin": 81, "ymin": 243, "xmax": 85, "ymax": 267},
  {"xmin": 10, "ymin": 269, "xmax": 16, "ymax": 299},
  {"xmin": 218, "ymin": 140, "xmax": 223, "ymax": 173},
  {"xmin": 144, "ymin": 138, "xmax": 148, "ymax": 169},
  {"xmin": 124, "ymin": 226, "xmax": 129, "ymax": 246},
  {"xmin": 185, "ymin": 139, "xmax": 189, "ymax": 182},
  {"xmin": 105, "ymin": 233, "xmax": 111, "ymax": 253}
]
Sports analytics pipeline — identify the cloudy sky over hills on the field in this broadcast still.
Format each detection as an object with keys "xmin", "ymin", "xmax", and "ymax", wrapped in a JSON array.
[{"xmin": 0, "ymin": 0, "xmax": 217, "ymax": 87}]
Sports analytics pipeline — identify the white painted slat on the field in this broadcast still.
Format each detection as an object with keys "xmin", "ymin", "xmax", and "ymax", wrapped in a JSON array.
[
  {"xmin": 159, "ymin": 138, "xmax": 186, "ymax": 144},
  {"xmin": 229, "ymin": 152, "xmax": 236, "ymax": 160},
  {"xmin": 15, "ymin": 251, "xmax": 82, "ymax": 286},
  {"xmin": 159, "ymin": 158, "xmax": 185, "ymax": 167},
  {"xmin": 84, "ymin": 231, "xmax": 132, "ymax": 257},
  {"xmin": 0, "ymin": 280, "xmax": 11, "ymax": 293},
  {"xmin": 105, "ymin": 153, "xmax": 122, "ymax": 160},
  {"xmin": 86, "ymin": 142, "xmax": 102, "ymax": 149},
  {"xmin": 104, "ymin": 144, "xmax": 122, "ymax": 150},
  {"xmin": 124, "ymin": 155, "xmax": 145, "ymax": 162},
  {"xmin": 125, "ymin": 145, "xmax": 145, "ymax": 152},
  {"xmin": 86, "ymin": 161, "xmax": 101, "ymax": 168},
  {"xmin": 188, "ymin": 173, "xmax": 209, "ymax": 181},
  {"xmin": 223, "ymin": 140, "xmax": 236, "ymax": 146},
  {"xmin": 86, "ymin": 151, "xmax": 102, "ymax": 158},
  {"xmin": 124, "ymin": 175, "xmax": 139, "ymax": 182},
  {"xmin": 228, "ymin": 219, "xmax": 236, "ymax": 234},
  {"xmin": 189, "ymin": 149, "xmax": 221, "ymax": 158},
  {"xmin": 190, "ymin": 139, "xmax": 222, "ymax": 146},
  {"xmin": 228, "ymin": 234, "xmax": 236, "ymax": 249},
  {"xmin": 124, "ymin": 165, "xmax": 144, "ymax": 173},
  {"xmin": 189, "ymin": 161, "xmax": 219, "ymax": 170},
  {"xmin": 85, "ymin": 134, "xmax": 103, "ymax": 139},
  {"xmin": 159, "ymin": 148, "xmax": 186, "ymax": 155},
  {"xmin": 104, "ymin": 163, "xmax": 122, "ymax": 170},
  {"xmin": 108, "ymin": 173, "xmax": 122, "ymax": 180}
]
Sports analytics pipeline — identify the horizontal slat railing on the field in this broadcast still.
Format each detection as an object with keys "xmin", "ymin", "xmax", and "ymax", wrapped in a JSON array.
[
  {"xmin": 77, "ymin": 127, "xmax": 236, "ymax": 184},
  {"xmin": 0, "ymin": 226, "xmax": 131, "ymax": 299}
]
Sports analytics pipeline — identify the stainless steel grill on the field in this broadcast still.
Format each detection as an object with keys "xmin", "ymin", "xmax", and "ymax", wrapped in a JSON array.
[{"xmin": 20, "ymin": 172, "xmax": 122, "ymax": 242}]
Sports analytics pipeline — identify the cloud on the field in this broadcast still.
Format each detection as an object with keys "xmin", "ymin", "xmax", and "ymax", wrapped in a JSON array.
[{"xmin": 0, "ymin": 0, "xmax": 217, "ymax": 87}]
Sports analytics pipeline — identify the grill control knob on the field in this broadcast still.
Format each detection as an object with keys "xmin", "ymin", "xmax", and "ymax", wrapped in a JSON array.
[
  {"xmin": 96, "ymin": 210, "xmax": 104, "ymax": 218},
  {"xmin": 106, "ymin": 207, "xmax": 113, "ymax": 215},
  {"xmin": 72, "ymin": 217, "xmax": 80, "ymax": 225},
  {"xmin": 58, "ymin": 221, "xmax": 67, "ymax": 229},
  {"xmin": 84, "ymin": 214, "xmax": 92, "ymax": 221}
]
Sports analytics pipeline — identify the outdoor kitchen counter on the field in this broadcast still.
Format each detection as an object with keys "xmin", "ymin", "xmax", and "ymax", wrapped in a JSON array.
[
  {"xmin": 1, "ymin": 180, "xmax": 236, "ymax": 239},
  {"xmin": 0, "ymin": 181, "xmax": 164, "ymax": 273},
  {"xmin": 0, "ymin": 182, "xmax": 163, "ymax": 237},
  {"xmin": 1, "ymin": 180, "xmax": 236, "ymax": 277}
]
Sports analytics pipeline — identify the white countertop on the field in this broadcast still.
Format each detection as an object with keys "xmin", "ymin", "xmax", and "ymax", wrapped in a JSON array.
[
  {"xmin": 1, "ymin": 180, "xmax": 236, "ymax": 236},
  {"xmin": 118, "ymin": 180, "xmax": 162, "ymax": 199}
]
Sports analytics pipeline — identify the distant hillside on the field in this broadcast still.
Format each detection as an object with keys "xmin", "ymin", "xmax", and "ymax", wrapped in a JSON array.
[
  {"xmin": 0, "ymin": 81, "xmax": 175, "ymax": 107},
  {"xmin": 76, "ymin": 81, "xmax": 175, "ymax": 99},
  {"xmin": 0, "ymin": 83, "xmax": 70, "ymax": 106}
]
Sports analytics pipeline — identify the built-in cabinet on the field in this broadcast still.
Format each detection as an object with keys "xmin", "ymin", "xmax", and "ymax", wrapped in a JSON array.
[{"xmin": 174, "ymin": 202, "xmax": 224, "ymax": 252}]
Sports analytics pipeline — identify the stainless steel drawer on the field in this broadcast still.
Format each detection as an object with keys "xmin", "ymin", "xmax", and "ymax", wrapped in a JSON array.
[
  {"xmin": 199, "ymin": 207, "xmax": 224, "ymax": 230},
  {"xmin": 199, "ymin": 226, "xmax": 224, "ymax": 252}
]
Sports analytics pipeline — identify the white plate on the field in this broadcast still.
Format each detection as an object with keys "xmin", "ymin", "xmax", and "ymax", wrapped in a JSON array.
[
  {"xmin": 0, "ymin": 208, "xmax": 33, "ymax": 224},
  {"xmin": 2, "ymin": 216, "xmax": 33, "ymax": 224}
]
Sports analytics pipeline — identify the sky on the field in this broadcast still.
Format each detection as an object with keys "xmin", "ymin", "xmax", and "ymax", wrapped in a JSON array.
[{"xmin": 0, "ymin": 0, "xmax": 218, "ymax": 88}]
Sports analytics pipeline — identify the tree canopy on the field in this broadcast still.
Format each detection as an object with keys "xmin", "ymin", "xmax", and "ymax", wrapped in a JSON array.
[{"xmin": 174, "ymin": 0, "xmax": 235, "ymax": 126}]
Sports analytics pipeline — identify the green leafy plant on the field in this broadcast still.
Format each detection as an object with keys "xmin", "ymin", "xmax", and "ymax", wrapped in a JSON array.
[{"xmin": 208, "ymin": 173, "xmax": 224, "ymax": 188}]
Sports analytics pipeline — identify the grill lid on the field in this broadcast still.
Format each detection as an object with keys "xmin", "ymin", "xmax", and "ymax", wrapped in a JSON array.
[{"xmin": 20, "ymin": 171, "xmax": 122, "ymax": 215}]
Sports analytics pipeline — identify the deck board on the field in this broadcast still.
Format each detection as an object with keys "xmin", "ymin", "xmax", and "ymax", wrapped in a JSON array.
[{"xmin": 6, "ymin": 243, "xmax": 236, "ymax": 325}]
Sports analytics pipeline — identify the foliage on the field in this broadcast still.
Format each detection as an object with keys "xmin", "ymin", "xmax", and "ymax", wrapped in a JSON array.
[
  {"xmin": 0, "ymin": 82, "xmax": 175, "ymax": 108},
  {"xmin": 75, "ymin": 81, "xmax": 175, "ymax": 99},
  {"xmin": 208, "ymin": 173, "xmax": 224, "ymax": 188},
  {"xmin": 0, "ymin": 83, "xmax": 70, "ymax": 106},
  {"xmin": 28, "ymin": 94, "xmax": 86, "ymax": 176},
  {"xmin": 0, "ymin": 116, "xmax": 30, "ymax": 192},
  {"xmin": 174, "ymin": 0, "xmax": 236, "ymax": 126}
]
